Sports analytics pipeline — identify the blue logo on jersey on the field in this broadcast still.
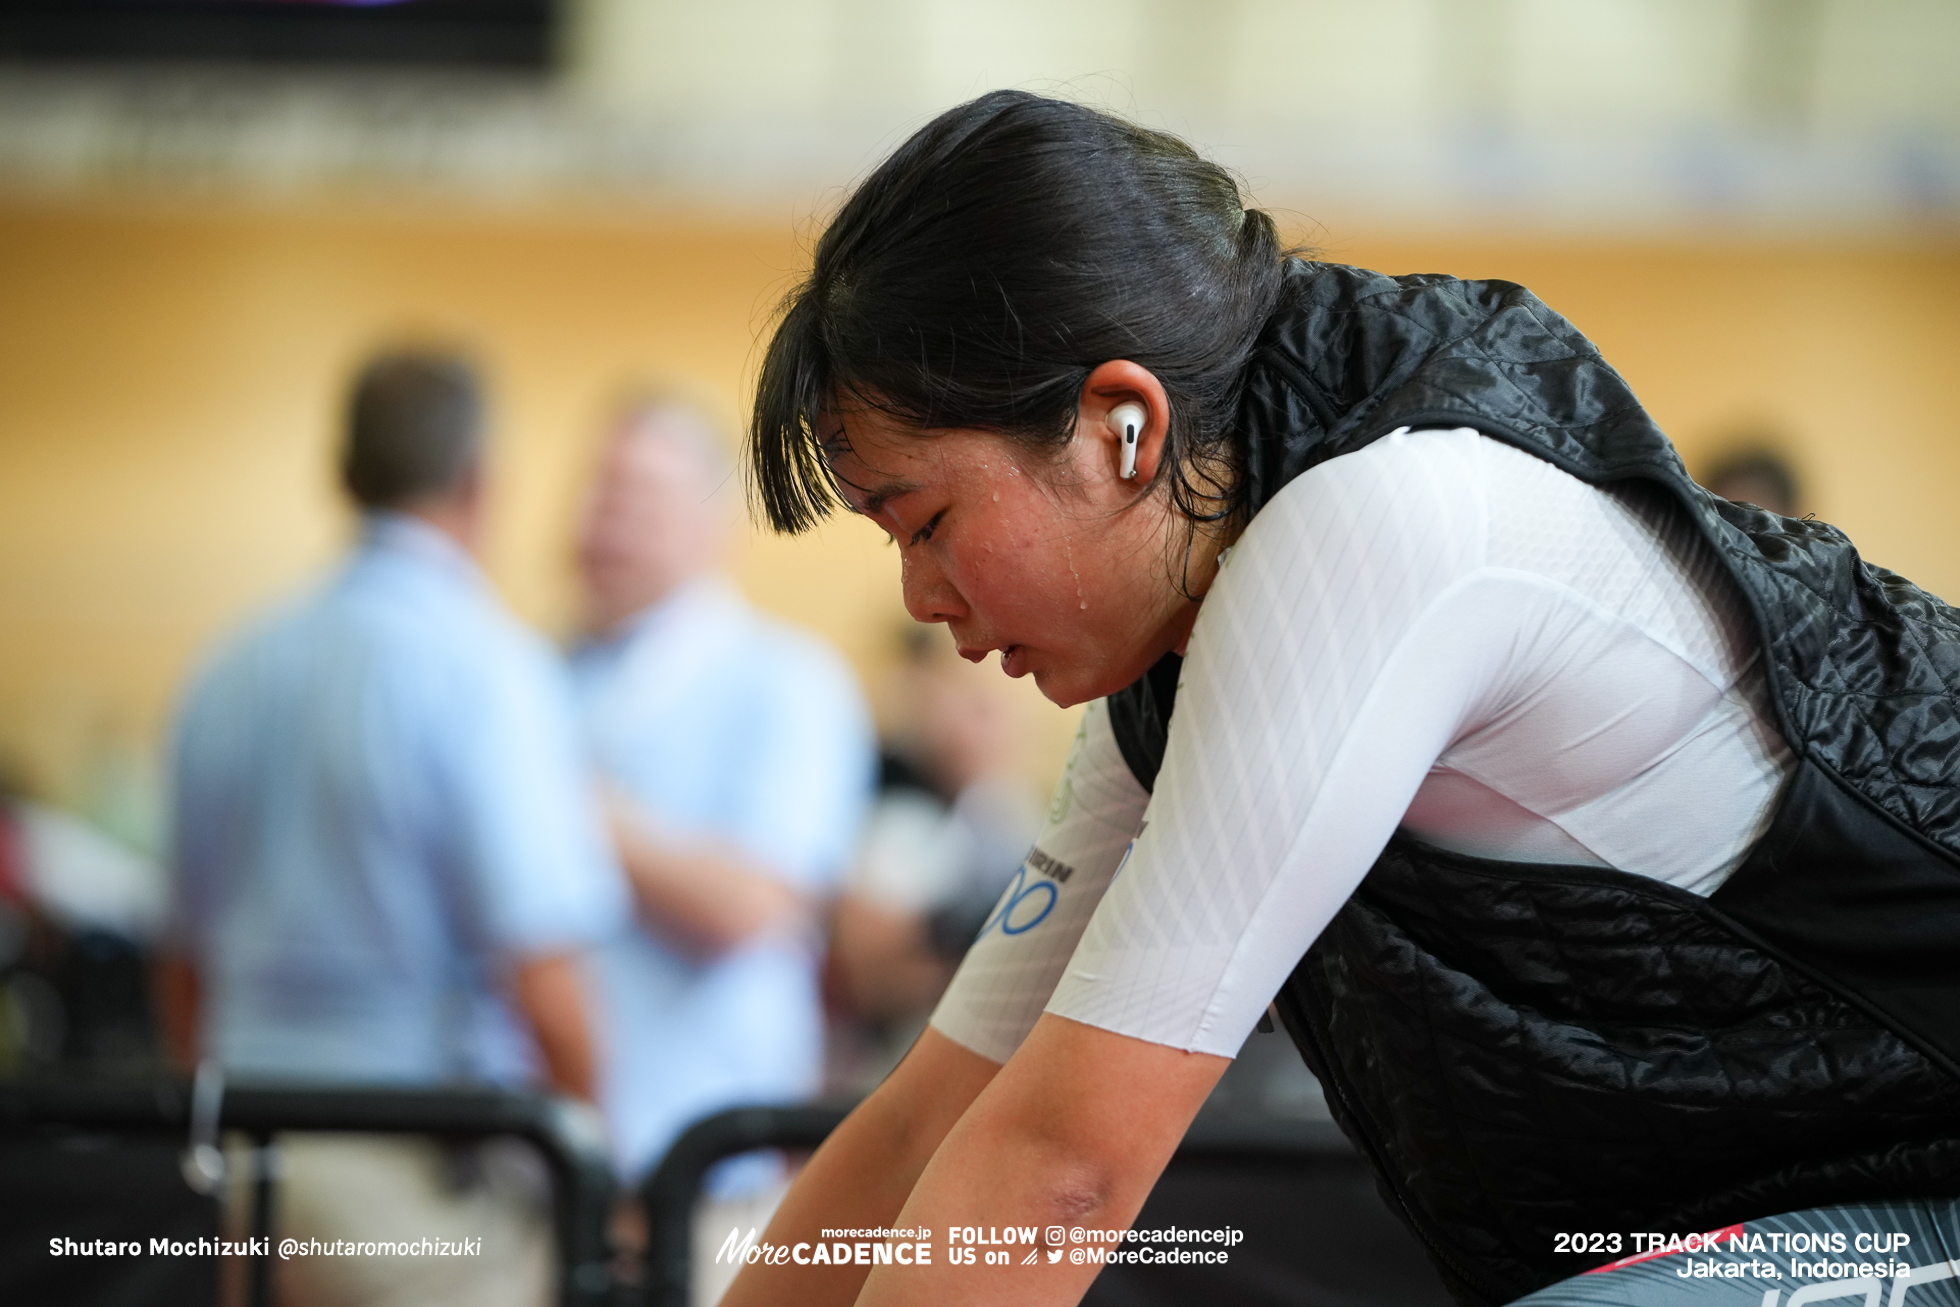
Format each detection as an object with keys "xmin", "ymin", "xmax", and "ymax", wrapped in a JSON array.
[
  {"xmin": 1111, "ymin": 821, "xmax": 1148, "ymax": 881},
  {"xmin": 981, "ymin": 863, "xmax": 1058, "ymax": 938}
]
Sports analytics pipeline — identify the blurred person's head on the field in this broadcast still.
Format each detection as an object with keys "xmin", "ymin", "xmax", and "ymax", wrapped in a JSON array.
[
  {"xmin": 577, "ymin": 396, "xmax": 736, "ymax": 637},
  {"xmin": 340, "ymin": 350, "xmax": 486, "ymax": 547},
  {"xmin": 1704, "ymin": 447, "xmax": 1802, "ymax": 518}
]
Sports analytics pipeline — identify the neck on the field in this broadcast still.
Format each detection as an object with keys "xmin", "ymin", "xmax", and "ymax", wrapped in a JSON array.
[
  {"xmin": 584, "ymin": 573, "xmax": 699, "ymax": 640},
  {"xmin": 1162, "ymin": 516, "xmax": 1234, "ymax": 657},
  {"xmin": 400, "ymin": 494, "xmax": 478, "ymax": 557}
]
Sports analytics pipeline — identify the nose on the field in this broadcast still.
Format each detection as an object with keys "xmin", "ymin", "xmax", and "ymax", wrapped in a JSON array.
[{"xmin": 901, "ymin": 548, "xmax": 968, "ymax": 625}]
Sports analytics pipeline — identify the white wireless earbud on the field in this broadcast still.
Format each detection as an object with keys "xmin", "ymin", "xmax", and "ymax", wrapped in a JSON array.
[{"xmin": 1109, "ymin": 402, "xmax": 1147, "ymax": 480}]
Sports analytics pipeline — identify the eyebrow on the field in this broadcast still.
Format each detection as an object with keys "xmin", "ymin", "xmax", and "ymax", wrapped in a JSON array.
[{"xmin": 859, "ymin": 480, "xmax": 922, "ymax": 517}]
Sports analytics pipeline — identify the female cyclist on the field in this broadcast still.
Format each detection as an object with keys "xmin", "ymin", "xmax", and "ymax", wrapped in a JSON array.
[{"xmin": 720, "ymin": 91, "xmax": 1960, "ymax": 1307}]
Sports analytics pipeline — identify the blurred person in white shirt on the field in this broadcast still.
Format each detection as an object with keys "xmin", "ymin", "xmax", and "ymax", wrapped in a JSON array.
[{"xmin": 568, "ymin": 394, "xmax": 875, "ymax": 1194}]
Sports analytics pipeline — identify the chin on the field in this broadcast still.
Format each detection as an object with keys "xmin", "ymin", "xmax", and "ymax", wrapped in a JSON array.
[
  {"xmin": 1030, "ymin": 662, "xmax": 1126, "ymax": 711},
  {"xmin": 1030, "ymin": 671, "xmax": 1080, "ymax": 709}
]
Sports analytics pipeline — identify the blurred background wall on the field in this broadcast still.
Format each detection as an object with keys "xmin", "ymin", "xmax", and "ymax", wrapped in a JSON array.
[{"xmin": 1, "ymin": 0, "xmax": 1957, "ymax": 845}]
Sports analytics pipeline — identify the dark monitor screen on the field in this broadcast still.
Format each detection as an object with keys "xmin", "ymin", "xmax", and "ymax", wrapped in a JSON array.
[{"xmin": 0, "ymin": 0, "xmax": 557, "ymax": 70}]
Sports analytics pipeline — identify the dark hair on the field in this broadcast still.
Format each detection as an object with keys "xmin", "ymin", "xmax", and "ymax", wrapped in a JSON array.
[
  {"xmin": 750, "ymin": 90, "xmax": 1291, "ymax": 535},
  {"xmin": 1703, "ymin": 446, "xmax": 1802, "ymax": 517},
  {"xmin": 340, "ymin": 351, "xmax": 483, "ymax": 510}
]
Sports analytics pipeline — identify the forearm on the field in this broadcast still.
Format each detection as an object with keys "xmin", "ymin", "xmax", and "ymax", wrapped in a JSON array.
[
  {"xmin": 720, "ymin": 1027, "xmax": 999, "ymax": 1307},
  {"xmin": 512, "ymin": 952, "xmax": 596, "ymax": 1101},
  {"xmin": 859, "ymin": 1015, "xmax": 1228, "ymax": 1307},
  {"xmin": 606, "ymin": 796, "xmax": 804, "ymax": 955}
]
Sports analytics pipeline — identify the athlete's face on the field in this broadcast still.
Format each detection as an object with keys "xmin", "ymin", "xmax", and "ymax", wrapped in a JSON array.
[{"xmin": 829, "ymin": 364, "xmax": 1218, "ymax": 708}]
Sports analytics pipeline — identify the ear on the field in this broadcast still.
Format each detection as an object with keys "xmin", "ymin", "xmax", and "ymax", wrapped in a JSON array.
[{"xmin": 1076, "ymin": 360, "xmax": 1172, "ymax": 491}]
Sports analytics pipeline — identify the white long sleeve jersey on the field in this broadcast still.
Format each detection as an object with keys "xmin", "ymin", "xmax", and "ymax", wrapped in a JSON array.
[{"xmin": 930, "ymin": 427, "xmax": 1795, "ymax": 1063}]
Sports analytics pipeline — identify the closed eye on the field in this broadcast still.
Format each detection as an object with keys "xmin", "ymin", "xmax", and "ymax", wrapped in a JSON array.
[{"xmin": 908, "ymin": 511, "xmax": 945, "ymax": 547}]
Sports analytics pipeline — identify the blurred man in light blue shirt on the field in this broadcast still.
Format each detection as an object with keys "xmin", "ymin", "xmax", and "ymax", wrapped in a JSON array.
[
  {"xmin": 162, "ymin": 352, "xmax": 627, "ymax": 1307},
  {"xmin": 570, "ymin": 397, "xmax": 874, "ymax": 1184}
]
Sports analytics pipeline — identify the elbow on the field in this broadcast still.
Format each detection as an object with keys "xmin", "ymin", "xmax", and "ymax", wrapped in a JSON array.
[{"xmin": 1037, "ymin": 1158, "xmax": 1119, "ymax": 1229}]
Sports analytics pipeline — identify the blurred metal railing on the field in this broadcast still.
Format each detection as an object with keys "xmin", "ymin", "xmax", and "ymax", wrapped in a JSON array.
[
  {"xmin": 0, "ymin": 1074, "xmax": 617, "ymax": 1307},
  {"xmin": 639, "ymin": 1102, "xmax": 851, "ymax": 1307}
]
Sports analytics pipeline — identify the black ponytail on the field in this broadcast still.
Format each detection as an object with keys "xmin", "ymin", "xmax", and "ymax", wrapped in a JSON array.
[{"xmin": 750, "ymin": 90, "xmax": 1293, "ymax": 535}]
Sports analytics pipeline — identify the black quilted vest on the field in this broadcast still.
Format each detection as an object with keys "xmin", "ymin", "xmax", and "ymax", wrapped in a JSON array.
[{"xmin": 1108, "ymin": 260, "xmax": 1960, "ymax": 1306}]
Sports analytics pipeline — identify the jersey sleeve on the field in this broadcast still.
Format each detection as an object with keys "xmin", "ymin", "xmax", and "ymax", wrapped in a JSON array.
[
  {"xmin": 1043, "ymin": 427, "xmax": 1509, "ymax": 1057},
  {"xmin": 927, "ymin": 699, "xmax": 1150, "ymax": 1064}
]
